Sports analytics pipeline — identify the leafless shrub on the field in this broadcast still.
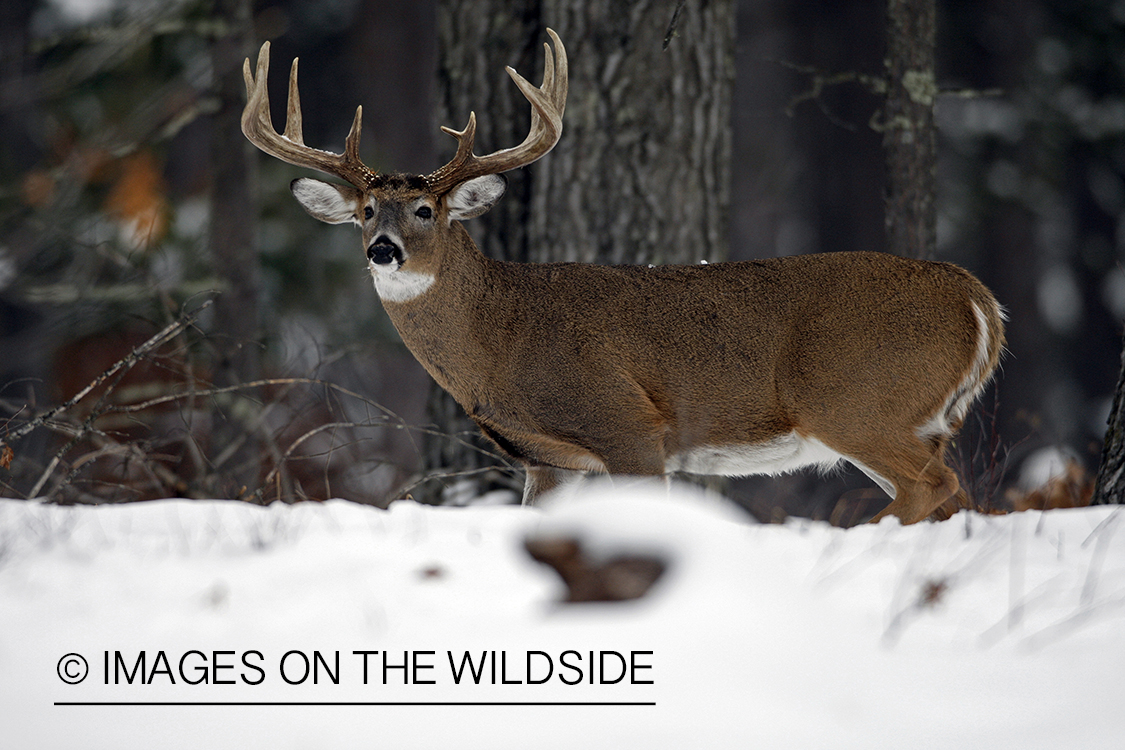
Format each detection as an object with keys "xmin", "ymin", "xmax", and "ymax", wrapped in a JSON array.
[
  {"xmin": 950, "ymin": 385, "xmax": 1026, "ymax": 516},
  {"xmin": 0, "ymin": 300, "xmax": 517, "ymax": 506}
]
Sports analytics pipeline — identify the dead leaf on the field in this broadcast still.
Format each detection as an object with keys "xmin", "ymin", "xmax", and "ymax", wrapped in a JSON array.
[
  {"xmin": 21, "ymin": 169, "xmax": 55, "ymax": 207},
  {"xmin": 104, "ymin": 150, "xmax": 169, "ymax": 247}
]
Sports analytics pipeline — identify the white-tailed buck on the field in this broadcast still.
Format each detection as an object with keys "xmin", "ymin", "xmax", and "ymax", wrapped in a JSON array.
[{"xmin": 242, "ymin": 30, "xmax": 1004, "ymax": 524}]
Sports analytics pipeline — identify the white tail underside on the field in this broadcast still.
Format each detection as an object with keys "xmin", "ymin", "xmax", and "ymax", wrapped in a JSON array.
[{"xmin": 916, "ymin": 300, "xmax": 997, "ymax": 441}]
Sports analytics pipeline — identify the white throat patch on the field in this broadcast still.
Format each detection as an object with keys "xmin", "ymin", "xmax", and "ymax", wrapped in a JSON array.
[{"xmin": 370, "ymin": 263, "xmax": 435, "ymax": 303}]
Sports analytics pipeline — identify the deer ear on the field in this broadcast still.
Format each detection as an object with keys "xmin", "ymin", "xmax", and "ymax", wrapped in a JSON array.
[
  {"xmin": 291, "ymin": 178, "xmax": 363, "ymax": 225},
  {"xmin": 446, "ymin": 174, "xmax": 507, "ymax": 220}
]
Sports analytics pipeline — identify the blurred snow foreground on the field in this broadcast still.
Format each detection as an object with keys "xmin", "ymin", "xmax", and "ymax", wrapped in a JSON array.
[{"xmin": 1, "ymin": 482, "xmax": 1124, "ymax": 749}]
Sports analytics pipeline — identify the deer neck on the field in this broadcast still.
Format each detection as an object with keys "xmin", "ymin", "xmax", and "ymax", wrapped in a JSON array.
[{"xmin": 377, "ymin": 226, "xmax": 505, "ymax": 402}]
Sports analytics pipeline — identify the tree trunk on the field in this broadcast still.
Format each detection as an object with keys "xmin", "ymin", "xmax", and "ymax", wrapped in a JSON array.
[
  {"xmin": 421, "ymin": 0, "xmax": 735, "ymax": 503},
  {"xmin": 207, "ymin": 0, "xmax": 261, "ymax": 499},
  {"xmin": 1093, "ymin": 329, "xmax": 1125, "ymax": 505},
  {"xmin": 0, "ymin": 0, "xmax": 38, "ymax": 177},
  {"xmin": 883, "ymin": 0, "xmax": 936, "ymax": 260}
]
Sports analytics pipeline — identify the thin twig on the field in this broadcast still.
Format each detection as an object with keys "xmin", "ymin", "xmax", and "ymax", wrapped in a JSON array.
[
  {"xmin": 253, "ymin": 420, "xmax": 385, "ymax": 502},
  {"xmin": 663, "ymin": 1, "xmax": 687, "ymax": 51}
]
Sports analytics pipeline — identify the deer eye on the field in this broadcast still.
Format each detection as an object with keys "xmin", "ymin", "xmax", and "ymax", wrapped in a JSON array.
[
  {"xmin": 364, "ymin": 206, "xmax": 374, "ymax": 220},
  {"xmin": 415, "ymin": 206, "xmax": 433, "ymax": 220}
]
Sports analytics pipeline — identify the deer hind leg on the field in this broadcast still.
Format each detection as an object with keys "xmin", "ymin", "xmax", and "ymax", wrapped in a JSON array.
[{"xmin": 847, "ymin": 436, "xmax": 965, "ymax": 525}]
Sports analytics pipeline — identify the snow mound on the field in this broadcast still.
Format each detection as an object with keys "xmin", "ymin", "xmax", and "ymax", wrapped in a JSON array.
[{"xmin": 1, "ymin": 485, "xmax": 1123, "ymax": 749}]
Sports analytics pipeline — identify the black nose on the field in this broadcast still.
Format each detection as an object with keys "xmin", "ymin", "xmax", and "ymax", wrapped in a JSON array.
[{"xmin": 367, "ymin": 236, "xmax": 403, "ymax": 265}]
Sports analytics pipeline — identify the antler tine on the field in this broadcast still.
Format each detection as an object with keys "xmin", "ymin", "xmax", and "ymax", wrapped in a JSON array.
[
  {"xmin": 241, "ymin": 41, "xmax": 377, "ymax": 190},
  {"xmin": 344, "ymin": 105, "xmax": 365, "ymax": 163},
  {"xmin": 441, "ymin": 112, "xmax": 477, "ymax": 164},
  {"xmin": 546, "ymin": 28, "xmax": 568, "ymax": 113},
  {"xmin": 285, "ymin": 58, "xmax": 304, "ymax": 145},
  {"xmin": 518, "ymin": 29, "xmax": 567, "ymax": 138},
  {"xmin": 425, "ymin": 29, "xmax": 568, "ymax": 196}
]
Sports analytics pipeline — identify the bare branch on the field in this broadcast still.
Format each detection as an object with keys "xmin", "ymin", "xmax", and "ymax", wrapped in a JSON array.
[{"xmin": 776, "ymin": 59, "xmax": 1000, "ymax": 131}]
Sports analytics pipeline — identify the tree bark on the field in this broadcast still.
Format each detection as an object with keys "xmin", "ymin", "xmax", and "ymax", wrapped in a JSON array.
[
  {"xmin": 207, "ymin": 0, "xmax": 261, "ymax": 498},
  {"xmin": 883, "ymin": 0, "xmax": 936, "ymax": 260},
  {"xmin": 0, "ymin": 0, "xmax": 38, "ymax": 177},
  {"xmin": 422, "ymin": 0, "xmax": 735, "ymax": 502},
  {"xmin": 1093, "ymin": 328, "xmax": 1125, "ymax": 505}
]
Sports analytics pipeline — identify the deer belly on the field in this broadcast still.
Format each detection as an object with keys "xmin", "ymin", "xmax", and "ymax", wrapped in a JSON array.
[{"xmin": 667, "ymin": 432, "xmax": 848, "ymax": 477}]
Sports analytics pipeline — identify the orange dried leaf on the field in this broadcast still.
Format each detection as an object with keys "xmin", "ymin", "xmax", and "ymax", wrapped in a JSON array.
[
  {"xmin": 21, "ymin": 169, "xmax": 55, "ymax": 207},
  {"xmin": 104, "ymin": 151, "xmax": 169, "ymax": 247}
]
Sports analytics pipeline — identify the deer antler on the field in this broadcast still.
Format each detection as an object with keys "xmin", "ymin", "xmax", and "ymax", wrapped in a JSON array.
[
  {"xmin": 241, "ymin": 41, "xmax": 379, "ymax": 189},
  {"xmin": 425, "ymin": 28, "xmax": 567, "ymax": 196}
]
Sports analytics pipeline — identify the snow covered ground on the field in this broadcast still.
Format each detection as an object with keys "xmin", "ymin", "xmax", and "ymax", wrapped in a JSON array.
[{"xmin": 2, "ymin": 482, "xmax": 1123, "ymax": 749}]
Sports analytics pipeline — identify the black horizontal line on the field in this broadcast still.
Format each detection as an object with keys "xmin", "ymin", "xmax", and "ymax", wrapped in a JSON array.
[{"xmin": 54, "ymin": 701, "xmax": 656, "ymax": 707}]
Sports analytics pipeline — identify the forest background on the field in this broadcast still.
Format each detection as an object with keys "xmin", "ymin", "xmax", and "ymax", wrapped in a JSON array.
[{"xmin": 1, "ymin": 0, "xmax": 1123, "ymax": 520}]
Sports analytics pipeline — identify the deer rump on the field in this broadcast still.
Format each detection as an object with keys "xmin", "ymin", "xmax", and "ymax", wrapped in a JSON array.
[{"xmin": 443, "ymin": 251, "xmax": 1002, "ymax": 514}]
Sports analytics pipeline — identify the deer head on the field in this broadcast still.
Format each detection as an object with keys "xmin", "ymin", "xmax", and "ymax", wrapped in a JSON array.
[{"xmin": 241, "ymin": 30, "xmax": 567, "ymax": 301}]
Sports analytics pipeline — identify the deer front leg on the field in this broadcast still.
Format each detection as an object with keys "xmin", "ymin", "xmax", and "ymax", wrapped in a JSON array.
[
  {"xmin": 518, "ymin": 376, "xmax": 670, "ymax": 505},
  {"xmin": 521, "ymin": 437, "xmax": 667, "ymax": 506},
  {"xmin": 522, "ymin": 465, "xmax": 586, "ymax": 506}
]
